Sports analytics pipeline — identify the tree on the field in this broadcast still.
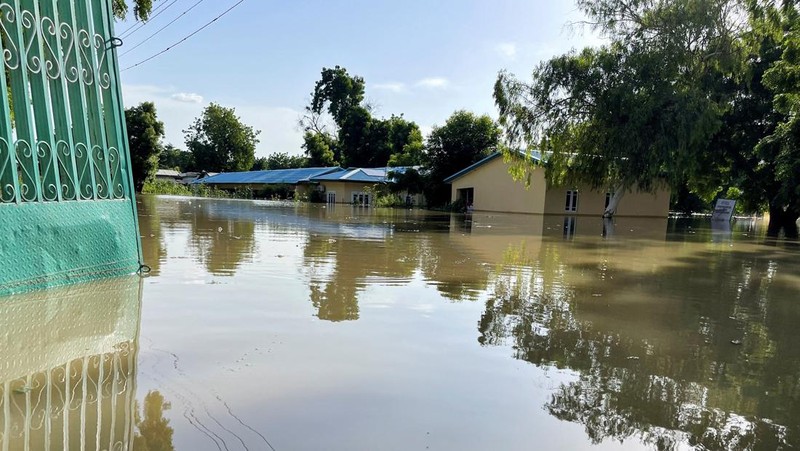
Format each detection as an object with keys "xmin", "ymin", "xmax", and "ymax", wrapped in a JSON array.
[
  {"xmin": 309, "ymin": 66, "xmax": 366, "ymax": 125},
  {"xmin": 185, "ymin": 103, "xmax": 260, "ymax": 173},
  {"xmin": 113, "ymin": 0, "xmax": 154, "ymax": 21},
  {"xmin": 158, "ymin": 144, "xmax": 195, "ymax": 172},
  {"xmin": 125, "ymin": 102, "xmax": 164, "ymax": 191},
  {"xmin": 751, "ymin": 1, "xmax": 800, "ymax": 236},
  {"xmin": 425, "ymin": 110, "xmax": 501, "ymax": 206},
  {"xmin": 133, "ymin": 391, "xmax": 175, "ymax": 451},
  {"xmin": 302, "ymin": 66, "xmax": 424, "ymax": 168},
  {"xmin": 303, "ymin": 131, "xmax": 338, "ymax": 166},
  {"xmin": 253, "ymin": 152, "xmax": 309, "ymax": 170},
  {"xmin": 494, "ymin": 0, "xmax": 744, "ymax": 217},
  {"xmin": 387, "ymin": 115, "xmax": 426, "ymax": 167}
]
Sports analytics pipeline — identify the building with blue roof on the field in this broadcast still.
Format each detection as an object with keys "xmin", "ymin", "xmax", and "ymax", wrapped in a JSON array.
[{"xmin": 194, "ymin": 166, "xmax": 424, "ymax": 206}]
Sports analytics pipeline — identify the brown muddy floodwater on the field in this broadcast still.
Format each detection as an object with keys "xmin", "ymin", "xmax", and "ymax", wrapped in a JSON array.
[{"xmin": 2, "ymin": 195, "xmax": 799, "ymax": 451}]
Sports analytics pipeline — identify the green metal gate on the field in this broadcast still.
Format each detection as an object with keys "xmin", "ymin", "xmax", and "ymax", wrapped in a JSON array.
[{"xmin": 0, "ymin": 0, "xmax": 141, "ymax": 295}]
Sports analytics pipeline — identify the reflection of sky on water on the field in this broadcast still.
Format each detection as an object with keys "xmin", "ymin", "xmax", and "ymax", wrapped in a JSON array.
[{"xmin": 129, "ymin": 195, "xmax": 800, "ymax": 450}]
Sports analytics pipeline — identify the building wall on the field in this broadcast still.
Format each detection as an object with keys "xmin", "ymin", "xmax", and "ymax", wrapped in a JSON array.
[
  {"xmin": 542, "ymin": 184, "xmax": 671, "ymax": 217},
  {"xmin": 319, "ymin": 181, "xmax": 377, "ymax": 205},
  {"xmin": 449, "ymin": 157, "xmax": 547, "ymax": 214},
  {"xmin": 448, "ymin": 156, "xmax": 671, "ymax": 217}
]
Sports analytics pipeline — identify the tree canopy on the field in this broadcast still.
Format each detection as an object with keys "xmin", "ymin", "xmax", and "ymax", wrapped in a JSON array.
[
  {"xmin": 158, "ymin": 144, "xmax": 195, "ymax": 172},
  {"xmin": 125, "ymin": 101, "xmax": 164, "ymax": 191},
  {"xmin": 302, "ymin": 66, "xmax": 426, "ymax": 168},
  {"xmin": 184, "ymin": 103, "xmax": 260, "ymax": 173},
  {"xmin": 494, "ymin": 0, "xmax": 800, "ymax": 232},
  {"xmin": 425, "ymin": 110, "xmax": 501, "ymax": 206}
]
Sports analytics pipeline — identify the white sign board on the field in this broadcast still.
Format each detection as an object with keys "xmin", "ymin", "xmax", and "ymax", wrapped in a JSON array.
[{"xmin": 712, "ymin": 199, "xmax": 736, "ymax": 222}]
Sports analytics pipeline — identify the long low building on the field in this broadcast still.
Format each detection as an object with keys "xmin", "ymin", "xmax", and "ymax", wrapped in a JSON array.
[
  {"xmin": 444, "ymin": 152, "xmax": 670, "ymax": 217},
  {"xmin": 196, "ymin": 166, "xmax": 423, "ymax": 205}
]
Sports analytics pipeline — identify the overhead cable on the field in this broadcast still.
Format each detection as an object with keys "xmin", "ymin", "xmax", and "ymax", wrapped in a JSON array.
[
  {"xmin": 119, "ymin": 0, "xmax": 181, "ymax": 40},
  {"xmin": 121, "ymin": 0, "xmax": 246, "ymax": 72},
  {"xmin": 120, "ymin": 0, "xmax": 208, "ymax": 57}
]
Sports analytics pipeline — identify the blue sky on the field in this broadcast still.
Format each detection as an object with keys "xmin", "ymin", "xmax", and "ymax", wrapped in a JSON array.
[{"xmin": 117, "ymin": 0, "xmax": 602, "ymax": 157}]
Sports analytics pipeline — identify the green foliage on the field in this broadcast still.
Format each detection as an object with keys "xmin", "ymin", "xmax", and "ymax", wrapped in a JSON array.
[
  {"xmin": 142, "ymin": 180, "xmax": 191, "ymax": 196},
  {"xmin": 125, "ymin": 102, "xmax": 164, "ymax": 192},
  {"xmin": 158, "ymin": 144, "xmax": 195, "ymax": 172},
  {"xmin": 302, "ymin": 67, "xmax": 426, "ymax": 168},
  {"xmin": 389, "ymin": 168, "xmax": 425, "ymax": 195},
  {"xmin": 303, "ymin": 131, "xmax": 338, "ymax": 167},
  {"xmin": 142, "ymin": 179, "xmax": 254, "ymax": 199},
  {"xmin": 133, "ymin": 391, "xmax": 174, "ymax": 451},
  {"xmin": 425, "ymin": 110, "xmax": 501, "ymax": 207},
  {"xmin": 113, "ymin": 0, "xmax": 154, "ymax": 21},
  {"xmin": 253, "ymin": 152, "xmax": 310, "ymax": 170},
  {"xmin": 494, "ymin": 0, "xmax": 744, "ymax": 204},
  {"xmin": 756, "ymin": 1, "xmax": 800, "ymax": 232},
  {"xmin": 185, "ymin": 103, "xmax": 260, "ymax": 173},
  {"xmin": 310, "ymin": 66, "xmax": 366, "ymax": 125}
]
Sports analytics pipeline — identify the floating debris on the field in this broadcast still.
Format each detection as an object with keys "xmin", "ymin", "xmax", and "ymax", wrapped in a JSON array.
[{"xmin": 731, "ymin": 340, "xmax": 743, "ymax": 345}]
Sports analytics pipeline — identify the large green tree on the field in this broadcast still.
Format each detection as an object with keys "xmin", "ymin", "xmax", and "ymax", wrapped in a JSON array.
[
  {"xmin": 750, "ymin": 0, "xmax": 800, "ymax": 235},
  {"xmin": 494, "ymin": 0, "xmax": 743, "ymax": 217},
  {"xmin": 425, "ymin": 110, "xmax": 501, "ymax": 206},
  {"xmin": 302, "ymin": 66, "xmax": 425, "ymax": 168},
  {"xmin": 185, "ymin": 103, "xmax": 260, "ymax": 173},
  {"xmin": 125, "ymin": 101, "xmax": 164, "ymax": 191}
]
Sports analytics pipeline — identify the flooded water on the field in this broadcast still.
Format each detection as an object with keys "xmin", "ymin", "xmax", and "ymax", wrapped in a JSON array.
[{"xmin": 2, "ymin": 195, "xmax": 799, "ymax": 450}]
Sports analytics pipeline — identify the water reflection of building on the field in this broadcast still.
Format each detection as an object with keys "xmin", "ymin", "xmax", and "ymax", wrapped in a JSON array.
[{"xmin": 0, "ymin": 278, "xmax": 142, "ymax": 450}]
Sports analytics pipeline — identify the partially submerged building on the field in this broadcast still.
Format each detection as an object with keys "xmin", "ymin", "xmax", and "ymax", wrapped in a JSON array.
[
  {"xmin": 444, "ymin": 152, "xmax": 670, "ymax": 217},
  {"xmin": 197, "ymin": 166, "xmax": 423, "ymax": 205}
]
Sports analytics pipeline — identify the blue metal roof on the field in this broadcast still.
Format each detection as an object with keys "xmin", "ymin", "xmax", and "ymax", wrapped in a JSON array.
[
  {"xmin": 195, "ymin": 167, "xmax": 343, "ymax": 185},
  {"xmin": 310, "ymin": 166, "xmax": 419, "ymax": 183},
  {"xmin": 443, "ymin": 151, "xmax": 542, "ymax": 184}
]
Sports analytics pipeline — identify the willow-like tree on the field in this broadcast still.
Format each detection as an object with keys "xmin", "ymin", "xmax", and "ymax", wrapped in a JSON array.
[{"xmin": 494, "ymin": 0, "xmax": 744, "ymax": 217}]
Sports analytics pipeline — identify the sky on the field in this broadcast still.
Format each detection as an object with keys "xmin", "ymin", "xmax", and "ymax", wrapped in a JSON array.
[{"xmin": 117, "ymin": 0, "xmax": 604, "ymax": 158}]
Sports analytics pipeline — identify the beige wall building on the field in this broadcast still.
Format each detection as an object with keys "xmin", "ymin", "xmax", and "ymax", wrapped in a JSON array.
[{"xmin": 445, "ymin": 153, "xmax": 671, "ymax": 217}]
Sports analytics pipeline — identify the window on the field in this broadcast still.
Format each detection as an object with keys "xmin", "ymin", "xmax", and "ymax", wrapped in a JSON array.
[
  {"xmin": 352, "ymin": 192, "xmax": 370, "ymax": 207},
  {"xmin": 327, "ymin": 191, "xmax": 336, "ymax": 204},
  {"xmin": 565, "ymin": 190, "xmax": 578, "ymax": 212}
]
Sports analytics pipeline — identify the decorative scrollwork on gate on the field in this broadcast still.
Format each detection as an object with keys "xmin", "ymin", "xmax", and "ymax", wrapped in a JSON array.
[{"xmin": 0, "ymin": 0, "xmax": 132, "ymax": 205}]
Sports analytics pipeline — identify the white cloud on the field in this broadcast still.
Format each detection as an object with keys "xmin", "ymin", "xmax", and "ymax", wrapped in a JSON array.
[
  {"xmin": 415, "ymin": 77, "xmax": 450, "ymax": 89},
  {"xmin": 170, "ymin": 92, "xmax": 204, "ymax": 103},
  {"xmin": 496, "ymin": 42, "xmax": 517, "ymax": 59},
  {"xmin": 122, "ymin": 84, "xmax": 303, "ymax": 157},
  {"xmin": 373, "ymin": 82, "xmax": 406, "ymax": 93}
]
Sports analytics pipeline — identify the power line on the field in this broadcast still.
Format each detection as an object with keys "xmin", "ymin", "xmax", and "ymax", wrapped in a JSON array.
[
  {"xmin": 115, "ymin": 0, "xmax": 174, "ymax": 36},
  {"xmin": 119, "ymin": 0, "xmax": 181, "ymax": 40},
  {"xmin": 120, "ymin": 0, "xmax": 208, "ymax": 57},
  {"xmin": 121, "ymin": 0, "xmax": 246, "ymax": 72}
]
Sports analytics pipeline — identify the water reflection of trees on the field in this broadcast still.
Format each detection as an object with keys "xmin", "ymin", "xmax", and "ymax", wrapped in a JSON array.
[
  {"xmin": 479, "ymin": 241, "xmax": 800, "ymax": 449},
  {"xmin": 301, "ymin": 231, "xmax": 490, "ymax": 321},
  {"xmin": 134, "ymin": 390, "xmax": 175, "ymax": 451},
  {"xmin": 138, "ymin": 196, "xmax": 258, "ymax": 276}
]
